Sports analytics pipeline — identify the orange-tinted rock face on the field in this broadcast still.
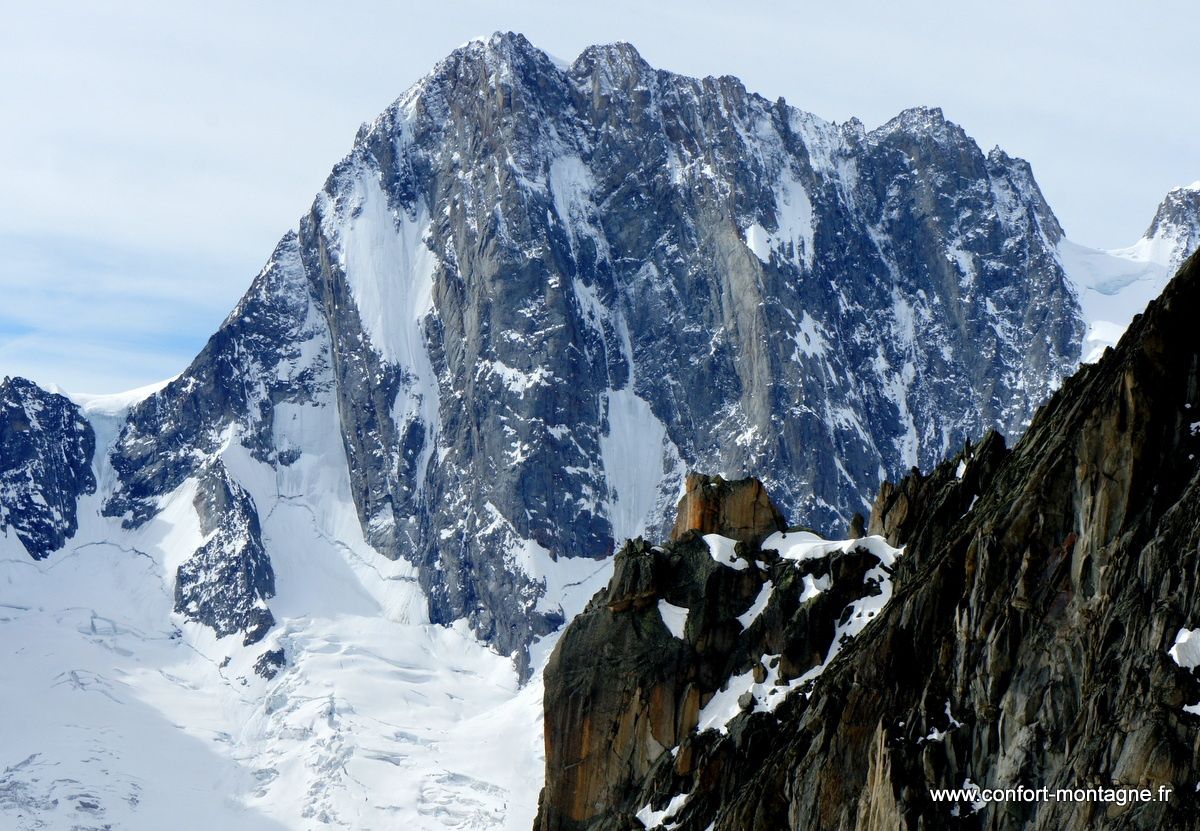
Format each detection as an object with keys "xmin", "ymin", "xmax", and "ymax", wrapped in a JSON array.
[
  {"xmin": 536, "ymin": 474, "xmax": 876, "ymax": 831},
  {"xmin": 669, "ymin": 473, "xmax": 786, "ymax": 545},
  {"xmin": 540, "ymin": 256, "xmax": 1200, "ymax": 831},
  {"xmin": 536, "ymin": 484, "xmax": 896, "ymax": 831},
  {"xmin": 536, "ymin": 536, "xmax": 702, "ymax": 831}
]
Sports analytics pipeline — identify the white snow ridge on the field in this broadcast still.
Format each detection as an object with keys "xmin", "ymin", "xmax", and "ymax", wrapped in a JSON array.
[{"xmin": 0, "ymin": 387, "xmax": 553, "ymax": 831}]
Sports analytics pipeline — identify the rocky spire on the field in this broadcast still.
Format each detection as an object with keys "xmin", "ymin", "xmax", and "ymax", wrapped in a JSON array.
[{"xmin": 669, "ymin": 473, "xmax": 786, "ymax": 545}]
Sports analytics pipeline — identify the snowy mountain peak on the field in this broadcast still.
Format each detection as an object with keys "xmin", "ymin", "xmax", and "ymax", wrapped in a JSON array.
[
  {"xmin": 571, "ymin": 40, "xmax": 650, "ymax": 74},
  {"xmin": 873, "ymin": 105, "xmax": 967, "ymax": 147},
  {"xmin": 1059, "ymin": 181, "xmax": 1199, "ymax": 362},
  {"xmin": 452, "ymin": 30, "xmax": 560, "ymax": 77},
  {"xmin": 882, "ymin": 104, "xmax": 948, "ymax": 129},
  {"xmin": 1143, "ymin": 182, "xmax": 1200, "ymax": 262}
]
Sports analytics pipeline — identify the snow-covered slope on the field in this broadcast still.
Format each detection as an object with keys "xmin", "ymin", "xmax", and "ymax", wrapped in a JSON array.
[
  {"xmin": 1060, "ymin": 182, "xmax": 1200, "ymax": 362},
  {"xmin": 1, "ymin": 385, "xmax": 611, "ymax": 830},
  {"xmin": 0, "ymin": 535, "xmax": 558, "ymax": 830}
]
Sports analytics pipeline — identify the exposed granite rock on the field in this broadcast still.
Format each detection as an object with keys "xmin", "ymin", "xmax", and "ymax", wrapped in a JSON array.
[
  {"xmin": 253, "ymin": 648, "xmax": 286, "ymax": 680},
  {"xmin": 539, "ymin": 253, "xmax": 1200, "ymax": 829},
  {"xmin": 0, "ymin": 377, "xmax": 95, "ymax": 559},
  {"xmin": 669, "ymin": 473, "xmax": 786, "ymax": 545},
  {"xmin": 174, "ymin": 461, "xmax": 275, "ymax": 645},
  {"xmin": 868, "ymin": 428, "xmax": 1007, "ymax": 553},
  {"xmin": 537, "ymin": 477, "xmax": 900, "ymax": 830}
]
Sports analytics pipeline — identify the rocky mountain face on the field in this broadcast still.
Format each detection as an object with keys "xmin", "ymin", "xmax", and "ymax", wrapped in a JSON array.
[
  {"xmin": 537, "ymin": 251, "xmax": 1200, "ymax": 830},
  {"xmin": 1, "ymin": 32, "xmax": 1197, "ymax": 831},
  {"xmin": 56, "ymin": 32, "xmax": 1080, "ymax": 664},
  {"xmin": 1142, "ymin": 183, "xmax": 1200, "ymax": 271},
  {"xmin": 0, "ymin": 377, "xmax": 95, "ymax": 559},
  {"xmin": 176, "ymin": 460, "xmax": 275, "ymax": 645}
]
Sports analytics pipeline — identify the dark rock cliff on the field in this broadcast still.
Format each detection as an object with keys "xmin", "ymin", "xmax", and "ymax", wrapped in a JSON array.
[
  {"xmin": 174, "ymin": 460, "xmax": 275, "ymax": 646},
  {"xmin": 538, "ymin": 252, "xmax": 1200, "ymax": 829},
  {"xmin": 0, "ymin": 377, "xmax": 95, "ymax": 559}
]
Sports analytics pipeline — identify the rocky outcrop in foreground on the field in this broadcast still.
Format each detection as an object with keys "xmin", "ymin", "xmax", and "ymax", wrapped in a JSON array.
[
  {"xmin": 538, "ymin": 477, "xmax": 903, "ymax": 830},
  {"xmin": 538, "ymin": 251, "xmax": 1200, "ymax": 829}
]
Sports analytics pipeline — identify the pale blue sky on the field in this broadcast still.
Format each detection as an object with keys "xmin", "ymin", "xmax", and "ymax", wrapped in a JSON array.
[{"xmin": 3, "ymin": 0, "xmax": 1196, "ymax": 392}]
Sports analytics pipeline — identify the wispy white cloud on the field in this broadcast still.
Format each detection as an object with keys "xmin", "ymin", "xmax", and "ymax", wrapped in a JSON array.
[
  {"xmin": 0, "ymin": 233, "xmax": 236, "ymax": 392},
  {"xmin": 1, "ymin": 0, "xmax": 1196, "ymax": 391}
]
